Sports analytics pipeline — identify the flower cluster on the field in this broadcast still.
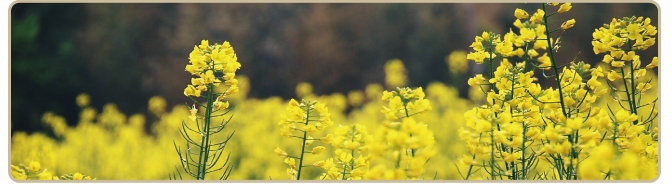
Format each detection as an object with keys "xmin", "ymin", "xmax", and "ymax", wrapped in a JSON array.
[
  {"xmin": 467, "ymin": 3, "xmax": 575, "ymax": 71},
  {"xmin": 175, "ymin": 40, "xmax": 239, "ymax": 180},
  {"xmin": 458, "ymin": 3, "xmax": 658, "ymax": 180},
  {"xmin": 366, "ymin": 87, "xmax": 436, "ymax": 180},
  {"xmin": 11, "ymin": 161, "xmax": 95, "ymax": 180},
  {"xmin": 314, "ymin": 124, "xmax": 374, "ymax": 180},
  {"xmin": 278, "ymin": 99, "xmax": 335, "ymax": 138},
  {"xmin": 275, "ymin": 99, "xmax": 335, "ymax": 180},
  {"xmin": 381, "ymin": 87, "xmax": 432, "ymax": 121},
  {"xmin": 592, "ymin": 16, "xmax": 657, "ymax": 55},
  {"xmin": 592, "ymin": 16, "xmax": 658, "ymax": 125},
  {"xmin": 183, "ymin": 40, "xmax": 240, "ymax": 100}
]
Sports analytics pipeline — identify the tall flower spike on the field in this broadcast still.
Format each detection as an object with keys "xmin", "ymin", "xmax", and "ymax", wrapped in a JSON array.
[
  {"xmin": 275, "ymin": 99, "xmax": 334, "ymax": 180},
  {"xmin": 174, "ymin": 40, "xmax": 239, "ymax": 180}
]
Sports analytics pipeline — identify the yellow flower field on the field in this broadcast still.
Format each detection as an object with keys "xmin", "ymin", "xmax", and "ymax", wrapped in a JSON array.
[{"xmin": 10, "ymin": 3, "xmax": 658, "ymax": 181}]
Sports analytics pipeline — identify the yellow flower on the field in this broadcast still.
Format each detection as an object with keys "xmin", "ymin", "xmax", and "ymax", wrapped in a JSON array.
[
  {"xmin": 303, "ymin": 125, "xmax": 317, "ymax": 133},
  {"xmin": 198, "ymin": 40, "xmax": 209, "ymax": 50},
  {"xmin": 73, "ymin": 173, "xmax": 84, "ymax": 180},
  {"xmin": 225, "ymin": 85, "xmax": 239, "ymax": 95},
  {"xmin": 587, "ymin": 77, "xmax": 601, "ymax": 89},
  {"xmin": 513, "ymin": 19, "xmax": 523, "ymax": 28},
  {"xmin": 611, "ymin": 61, "xmax": 625, "ymax": 68},
  {"xmin": 200, "ymin": 70, "xmax": 215, "ymax": 84},
  {"xmin": 313, "ymin": 160, "xmax": 326, "ymax": 168},
  {"xmin": 338, "ymin": 151, "xmax": 353, "ymax": 163},
  {"xmin": 284, "ymin": 158, "xmax": 297, "ymax": 169},
  {"xmin": 557, "ymin": 3, "xmax": 572, "ymax": 13},
  {"xmin": 275, "ymin": 147, "xmax": 288, "ymax": 158},
  {"xmin": 312, "ymin": 146, "xmax": 326, "ymax": 154},
  {"xmin": 530, "ymin": 9, "xmax": 545, "ymax": 23},
  {"xmin": 321, "ymin": 134, "xmax": 334, "ymax": 144},
  {"xmin": 287, "ymin": 168, "xmax": 298, "ymax": 179},
  {"xmin": 615, "ymin": 109, "xmax": 638, "ymax": 123},
  {"xmin": 343, "ymin": 140, "xmax": 361, "ymax": 150},
  {"xmin": 646, "ymin": 57, "xmax": 658, "ymax": 69},
  {"xmin": 502, "ymin": 151, "xmax": 522, "ymax": 162},
  {"xmin": 28, "ymin": 161, "xmax": 41, "ymax": 172},
  {"xmin": 566, "ymin": 117, "xmax": 583, "ymax": 130},
  {"xmin": 11, "ymin": 170, "xmax": 27, "ymax": 180},
  {"xmin": 460, "ymin": 155, "xmax": 477, "ymax": 166},
  {"xmin": 407, "ymin": 157, "xmax": 425, "ymax": 177},
  {"xmin": 467, "ymin": 74, "xmax": 488, "ymax": 86},
  {"xmin": 389, "ymin": 96, "xmax": 403, "ymax": 112},
  {"xmin": 467, "ymin": 51, "xmax": 489, "ymax": 64},
  {"xmin": 280, "ymin": 125, "xmax": 294, "ymax": 138},
  {"xmin": 637, "ymin": 83, "xmax": 652, "ymax": 93},
  {"xmin": 537, "ymin": 53, "xmax": 552, "ymax": 69},
  {"xmin": 514, "ymin": 8, "xmax": 529, "ymax": 19},
  {"xmin": 602, "ymin": 55, "xmax": 614, "ymax": 63},
  {"xmin": 381, "ymin": 90, "xmax": 394, "ymax": 101},
  {"xmin": 561, "ymin": 19, "xmax": 576, "ymax": 30},
  {"xmin": 607, "ymin": 70, "xmax": 622, "ymax": 81},
  {"xmin": 481, "ymin": 32, "xmax": 490, "ymax": 41},
  {"xmin": 38, "ymin": 171, "xmax": 52, "ymax": 180},
  {"xmin": 474, "ymin": 119, "xmax": 491, "ymax": 133},
  {"xmin": 183, "ymin": 85, "xmax": 201, "ymax": 97}
]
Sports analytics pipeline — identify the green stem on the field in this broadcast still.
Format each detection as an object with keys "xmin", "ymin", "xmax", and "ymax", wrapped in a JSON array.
[
  {"xmin": 296, "ymin": 107, "xmax": 310, "ymax": 180},
  {"xmin": 521, "ymin": 124, "xmax": 528, "ymax": 179},
  {"xmin": 490, "ymin": 128, "xmax": 496, "ymax": 180},
  {"xmin": 627, "ymin": 39, "xmax": 639, "ymax": 124},
  {"xmin": 619, "ymin": 67, "xmax": 634, "ymax": 113},
  {"xmin": 542, "ymin": 3, "xmax": 568, "ymax": 117},
  {"xmin": 197, "ymin": 83, "xmax": 215, "ymax": 180}
]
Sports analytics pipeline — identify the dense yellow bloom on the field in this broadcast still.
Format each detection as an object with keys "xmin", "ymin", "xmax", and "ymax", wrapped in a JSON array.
[
  {"xmin": 10, "ymin": 4, "xmax": 660, "ymax": 181},
  {"xmin": 184, "ymin": 40, "xmax": 240, "ymax": 98}
]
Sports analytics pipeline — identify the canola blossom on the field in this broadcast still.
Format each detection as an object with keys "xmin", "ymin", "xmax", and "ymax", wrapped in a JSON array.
[
  {"xmin": 10, "ymin": 3, "xmax": 657, "ymax": 181},
  {"xmin": 459, "ymin": 3, "xmax": 658, "ymax": 180}
]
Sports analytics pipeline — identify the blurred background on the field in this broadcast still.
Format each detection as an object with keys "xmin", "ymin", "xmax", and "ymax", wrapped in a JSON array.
[
  {"xmin": 11, "ymin": 3, "xmax": 658, "ymax": 133},
  {"xmin": 10, "ymin": 3, "xmax": 658, "ymax": 180}
]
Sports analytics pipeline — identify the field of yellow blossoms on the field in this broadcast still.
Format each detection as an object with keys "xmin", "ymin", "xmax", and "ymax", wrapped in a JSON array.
[{"xmin": 11, "ymin": 3, "xmax": 658, "ymax": 180}]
